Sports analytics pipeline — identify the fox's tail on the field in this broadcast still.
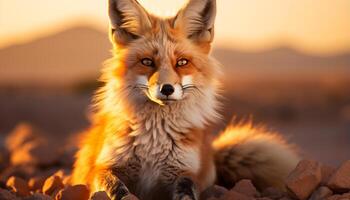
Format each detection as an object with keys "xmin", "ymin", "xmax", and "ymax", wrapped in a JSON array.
[{"xmin": 212, "ymin": 123, "xmax": 299, "ymax": 190}]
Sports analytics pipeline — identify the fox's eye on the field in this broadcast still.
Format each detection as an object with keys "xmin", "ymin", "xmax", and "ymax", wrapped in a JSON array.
[
  {"xmin": 176, "ymin": 58, "xmax": 189, "ymax": 67},
  {"xmin": 141, "ymin": 58, "xmax": 154, "ymax": 67}
]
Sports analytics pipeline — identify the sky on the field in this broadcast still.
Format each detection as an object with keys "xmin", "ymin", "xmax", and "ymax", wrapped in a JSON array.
[{"xmin": 1, "ymin": 0, "xmax": 350, "ymax": 55}]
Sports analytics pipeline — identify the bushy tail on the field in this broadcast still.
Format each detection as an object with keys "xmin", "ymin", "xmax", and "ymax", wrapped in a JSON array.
[{"xmin": 213, "ymin": 123, "xmax": 299, "ymax": 190}]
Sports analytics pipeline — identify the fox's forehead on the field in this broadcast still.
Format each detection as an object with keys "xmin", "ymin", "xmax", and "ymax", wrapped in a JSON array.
[{"xmin": 130, "ymin": 19, "xmax": 192, "ymax": 58}]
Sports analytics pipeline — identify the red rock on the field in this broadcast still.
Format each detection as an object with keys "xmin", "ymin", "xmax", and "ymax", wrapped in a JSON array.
[
  {"xmin": 261, "ymin": 187, "xmax": 284, "ymax": 199},
  {"xmin": 285, "ymin": 160, "xmax": 322, "ymax": 200},
  {"xmin": 200, "ymin": 185, "xmax": 228, "ymax": 200},
  {"xmin": 90, "ymin": 191, "xmax": 111, "ymax": 200},
  {"xmin": 23, "ymin": 193, "xmax": 53, "ymax": 200},
  {"xmin": 321, "ymin": 165, "xmax": 336, "ymax": 185},
  {"xmin": 42, "ymin": 176, "xmax": 64, "ymax": 196},
  {"xmin": 28, "ymin": 177, "xmax": 46, "ymax": 192},
  {"xmin": 326, "ymin": 195, "xmax": 341, "ymax": 200},
  {"xmin": 309, "ymin": 186, "xmax": 333, "ymax": 200},
  {"xmin": 0, "ymin": 165, "xmax": 36, "ymax": 182},
  {"xmin": 10, "ymin": 139, "xmax": 59, "ymax": 166},
  {"xmin": 0, "ymin": 188, "xmax": 19, "ymax": 200},
  {"xmin": 55, "ymin": 185, "xmax": 89, "ymax": 200},
  {"xmin": 5, "ymin": 123, "xmax": 41, "ymax": 152},
  {"xmin": 257, "ymin": 198, "xmax": 272, "ymax": 200},
  {"xmin": 279, "ymin": 197, "xmax": 293, "ymax": 200},
  {"xmin": 222, "ymin": 190, "xmax": 254, "ymax": 200},
  {"xmin": 327, "ymin": 160, "xmax": 350, "ymax": 192},
  {"xmin": 122, "ymin": 194, "xmax": 139, "ymax": 200},
  {"xmin": 233, "ymin": 179, "xmax": 259, "ymax": 197},
  {"xmin": 6, "ymin": 176, "xmax": 30, "ymax": 197}
]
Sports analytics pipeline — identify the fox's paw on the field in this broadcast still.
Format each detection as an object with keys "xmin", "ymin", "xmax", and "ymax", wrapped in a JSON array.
[
  {"xmin": 173, "ymin": 177, "xmax": 198, "ymax": 200},
  {"xmin": 108, "ymin": 181, "xmax": 130, "ymax": 200}
]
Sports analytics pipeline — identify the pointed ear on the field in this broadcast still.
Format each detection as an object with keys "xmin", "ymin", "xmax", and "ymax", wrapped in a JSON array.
[
  {"xmin": 108, "ymin": 0, "xmax": 152, "ymax": 46},
  {"xmin": 174, "ymin": 0, "xmax": 216, "ymax": 44}
]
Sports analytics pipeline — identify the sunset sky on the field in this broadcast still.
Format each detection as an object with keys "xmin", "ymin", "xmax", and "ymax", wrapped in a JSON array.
[{"xmin": 1, "ymin": 0, "xmax": 350, "ymax": 55}]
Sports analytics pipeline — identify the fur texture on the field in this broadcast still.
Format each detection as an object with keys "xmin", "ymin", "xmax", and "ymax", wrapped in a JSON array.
[{"xmin": 71, "ymin": 0, "xmax": 299, "ymax": 199}]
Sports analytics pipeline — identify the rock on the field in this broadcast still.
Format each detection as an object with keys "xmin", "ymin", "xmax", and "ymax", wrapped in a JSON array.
[
  {"xmin": 232, "ymin": 179, "xmax": 259, "ymax": 197},
  {"xmin": 28, "ymin": 176, "xmax": 46, "ymax": 192},
  {"xmin": 90, "ymin": 191, "xmax": 111, "ymax": 200},
  {"xmin": 222, "ymin": 190, "xmax": 253, "ymax": 200},
  {"xmin": 285, "ymin": 160, "xmax": 322, "ymax": 200},
  {"xmin": 122, "ymin": 194, "xmax": 139, "ymax": 200},
  {"xmin": 321, "ymin": 165, "xmax": 336, "ymax": 186},
  {"xmin": 0, "ymin": 165, "xmax": 37, "ymax": 182},
  {"xmin": 6, "ymin": 176, "xmax": 30, "ymax": 197},
  {"xmin": 10, "ymin": 139, "xmax": 59, "ymax": 167},
  {"xmin": 55, "ymin": 185, "xmax": 90, "ymax": 200},
  {"xmin": 326, "ymin": 195, "xmax": 341, "ymax": 200},
  {"xmin": 42, "ymin": 175, "xmax": 64, "ymax": 196},
  {"xmin": 23, "ymin": 193, "xmax": 53, "ymax": 200},
  {"xmin": 327, "ymin": 160, "xmax": 350, "ymax": 192},
  {"xmin": 200, "ymin": 185, "xmax": 228, "ymax": 200},
  {"xmin": 278, "ymin": 197, "xmax": 292, "ymax": 200},
  {"xmin": 309, "ymin": 186, "xmax": 333, "ymax": 200},
  {"xmin": 0, "ymin": 188, "xmax": 19, "ymax": 200},
  {"xmin": 257, "ymin": 198, "xmax": 273, "ymax": 200},
  {"xmin": 261, "ymin": 187, "xmax": 284, "ymax": 199},
  {"xmin": 5, "ymin": 123, "xmax": 41, "ymax": 152}
]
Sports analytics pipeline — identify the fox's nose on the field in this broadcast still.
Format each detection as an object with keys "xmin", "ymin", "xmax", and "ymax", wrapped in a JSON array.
[{"xmin": 160, "ymin": 84, "xmax": 175, "ymax": 96}]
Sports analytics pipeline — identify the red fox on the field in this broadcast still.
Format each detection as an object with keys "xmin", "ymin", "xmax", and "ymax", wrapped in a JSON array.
[{"xmin": 72, "ymin": 0, "xmax": 299, "ymax": 199}]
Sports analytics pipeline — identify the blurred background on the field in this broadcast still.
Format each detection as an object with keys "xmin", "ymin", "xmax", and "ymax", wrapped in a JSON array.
[{"xmin": 0, "ymin": 0, "xmax": 349, "ymax": 165}]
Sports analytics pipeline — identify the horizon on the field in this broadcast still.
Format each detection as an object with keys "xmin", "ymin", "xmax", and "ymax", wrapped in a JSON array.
[
  {"xmin": 1, "ymin": 0, "xmax": 350, "ymax": 55},
  {"xmin": 1, "ymin": 23, "xmax": 350, "ymax": 58}
]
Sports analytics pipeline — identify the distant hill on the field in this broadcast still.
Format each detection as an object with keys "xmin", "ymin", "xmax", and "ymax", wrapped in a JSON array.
[
  {"xmin": 0, "ymin": 26, "xmax": 349, "ymax": 87},
  {"xmin": 0, "ymin": 26, "xmax": 111, "ymax": 87}
]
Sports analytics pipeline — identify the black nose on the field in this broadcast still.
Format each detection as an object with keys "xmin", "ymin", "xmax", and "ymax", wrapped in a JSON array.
[{"xmin": 160, "ymin": 84, "xmax": 175, "ymax": 96}]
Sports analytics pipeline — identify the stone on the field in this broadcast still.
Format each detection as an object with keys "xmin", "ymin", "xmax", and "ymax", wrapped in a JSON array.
[
  {"xmin": 321, "ymin": 165, "xmax": 336, "ymax": 186},
  {"xmin": 122, "ymin": 194, "xmax": 139, "ymax": 200},
  {"xmin": 326, "ymin": 195, "xmax": 341, "ymax": 200},
  {"xmin": 222, "ymin": 190, "xmax": 254, "ymax": 200},
  {"xmin": 5, "ymin": 123, "xmax": 41, "ymax": 152},
  {"xmin": 261, "ymin": 187, "xmax": 284, "ymax": 199},
  {"xmin": 90, "ymin": 191, "xmax": 111, "ymax": 200},
  {"xmin": 28, "ymin": 176, "xmax": 46, "ymax": 192},
  {"xmin": 42, "ymin": 175, "xmax": 64, "ymax": 196},
  {"xmin": 23, "ymin": 193, "xmax": 53, "ymax": 200},
  {"xmin": 55, "ymin": 185, "xmax": 90, "ymax": 200},
  {"xmin": 6, "ymin": 176, "xmax": 30, "ymax": 197},
  {"xmin": 327, "ymin": 160, "xmax": 350, "ymax": 192},
  {"xmin": 309, "ymin": 186, "xmax": 333, "ymax": 200},
  {"xmin": 285, "ymin": 160, "xmax": 322, "ymax": 200},
  {"xmin": 10, "ymin": 139, "xmax": 58, "ymax": 167},
  {"xmin": 200, "ymin": 185, "xmax": 228, "ymax": 200},
  {"xmin": 232, "ymin": 179, "xmax": 259, "ymax": 197},
  {"xmin": 0, "ymin": 188, "xmax": 20, "ymax": 200}
]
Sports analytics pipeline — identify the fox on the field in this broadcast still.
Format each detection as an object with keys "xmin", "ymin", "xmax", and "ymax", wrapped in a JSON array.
[{"xmin": 71, "ymin": 0, "xmax": 299, "ymax": 199}]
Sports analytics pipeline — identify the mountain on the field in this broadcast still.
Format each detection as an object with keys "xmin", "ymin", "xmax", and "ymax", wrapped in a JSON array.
[
  {"xmin": 0, "ymin": 26, "xmax": 349, "ymax": 87},
  {"xmin": 0, "ymin": 26, "xmax": 111, "ymax": 87}
]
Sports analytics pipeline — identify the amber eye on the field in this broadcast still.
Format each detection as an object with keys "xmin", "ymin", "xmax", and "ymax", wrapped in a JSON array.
[
  {"xmin": 141, "ymin": 58, "xmax": 154, "ymax": 67},
  {"xmin": 176, "ymin": 58, "xmax": 189, "ymax": 67}
]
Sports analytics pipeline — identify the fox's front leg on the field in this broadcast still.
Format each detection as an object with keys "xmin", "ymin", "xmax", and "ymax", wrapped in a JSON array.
[
  {"xmin": 173, "ymin": 176, "xmax": 199, "ymax": 200},
  {"xmin": 95, "ymin": 169, "xmax": 130, "ymax": 200}
]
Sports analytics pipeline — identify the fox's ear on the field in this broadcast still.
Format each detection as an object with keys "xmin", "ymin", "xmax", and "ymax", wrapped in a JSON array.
[
  {"xmin": 174, "ymin": 0, "xmax": 216, "ymax": 44},
  {"xmin": 108, "ymin": 0, "xmax": 152, "ymax": 46}
]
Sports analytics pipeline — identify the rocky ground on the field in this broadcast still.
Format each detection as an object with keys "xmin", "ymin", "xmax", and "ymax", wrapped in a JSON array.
[{"xmin": 0, "ymin": 123, "xmax": 349, "ymax": 200}]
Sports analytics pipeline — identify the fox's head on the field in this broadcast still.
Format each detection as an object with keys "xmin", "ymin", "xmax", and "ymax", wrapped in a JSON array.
[{"xmin": 99, "ymin": 0, "xmax": 221, "ymax": 127}]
